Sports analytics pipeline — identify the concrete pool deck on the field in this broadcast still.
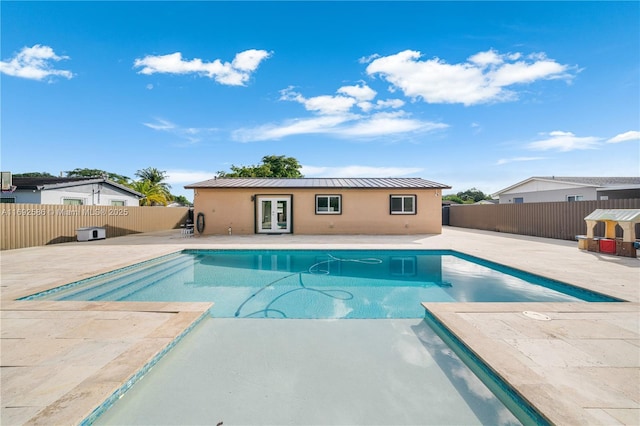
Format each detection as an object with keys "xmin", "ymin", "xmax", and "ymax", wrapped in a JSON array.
[{"xmin": 1, "ymin": 227, "xmax": 638, "ymax": 425}]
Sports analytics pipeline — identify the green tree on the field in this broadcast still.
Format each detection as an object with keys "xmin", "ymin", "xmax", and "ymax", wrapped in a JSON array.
[
  {"xmin": 218, "ymin": 155, "xmax": 303, "ymax": 178},
  {"xmin": 130, "ymin": 180, "xmax": 171, "ymax": 206},
  {"xmin": 13, "ymin": 172, "xmax": 56, "ymax": 177},
  {"xmin": 442, "ymin": 195, "xmax": 464, "ymax": 204},
  {"xmin": 65, "ymin": 168, "xmax": 130, "ymax": 185},
  {"xmin": 129, "ymin": 167, "xmax": 172, "ymax": 206},
  {"xmin": 443, "ymin": 188, "xmax": 493, "ymax": 204},
  {"xmin": 460, "ymin": 188, "xmax": 492, "ymax": 203},
  {"xmin": 135, "ymin": 167, "xmax": 171, "ymax": 191},
  {"xmin": 172, "ymin": 195, "xmax": 192, "ymax": 206}
]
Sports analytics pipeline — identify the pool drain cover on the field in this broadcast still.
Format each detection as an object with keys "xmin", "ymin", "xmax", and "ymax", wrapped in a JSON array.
[{"xmin": 522, "ymin": 311, "xmax": 551, "ymax": 321}]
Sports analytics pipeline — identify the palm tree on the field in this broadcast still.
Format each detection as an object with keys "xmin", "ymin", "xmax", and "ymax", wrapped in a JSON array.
[
  {"xmin": 135, "ymin": 167, "xmax": 171, "ymax": 191},
  {"xmin": 130, "ymin": 180, "xmax": 171, "ymax": 206}
]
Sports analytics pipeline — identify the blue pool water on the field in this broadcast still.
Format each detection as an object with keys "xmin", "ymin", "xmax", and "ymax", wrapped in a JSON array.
[
  {"xmin": 49, "ymin": 249, "xmax": 603, "ymax": 425},
  {"xmin": 26, "ymin": 249, "xmax": 618, "ymax": 318}
]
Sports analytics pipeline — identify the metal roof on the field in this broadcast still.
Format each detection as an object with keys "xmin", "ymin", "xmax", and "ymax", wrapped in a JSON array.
[
  {"xmin": 533, "ymin": 177, "xmax": 640, "ymax": 186},
  {"xmin": 185, "ymin": 177, "xmax": 451, "ymax": 189},
  {"xmin": 584, "ymin": 209, "xmax": 640, "ymax": 223}
]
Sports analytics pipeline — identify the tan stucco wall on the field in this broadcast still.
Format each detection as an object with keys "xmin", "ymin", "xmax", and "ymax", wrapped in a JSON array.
[{"xmin": 192, "ymin": 187, "xmax": 443, "ymax": 235}]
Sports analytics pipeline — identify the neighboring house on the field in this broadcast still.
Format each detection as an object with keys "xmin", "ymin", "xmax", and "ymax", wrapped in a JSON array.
[
  {"xmin": 185, "ymin": 177, "xmax": 451, "ymax": 235},
  {"xmin": 493, "ymin": 176, "xmax": 640, "ymax": 204},
  {"xmin": 1, "ymin": 177, "xmax": 143, "ymax": 206}
]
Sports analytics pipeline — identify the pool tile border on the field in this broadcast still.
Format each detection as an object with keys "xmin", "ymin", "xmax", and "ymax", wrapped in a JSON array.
[{"xmin": 79, "ymin": 306, "xmax": 213, "ymax": 425}]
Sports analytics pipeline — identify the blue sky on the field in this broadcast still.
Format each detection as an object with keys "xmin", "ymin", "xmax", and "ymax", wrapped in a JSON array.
[{"xmin": 2, "ymin": 1, "xmax": 639, "ymax": 201}]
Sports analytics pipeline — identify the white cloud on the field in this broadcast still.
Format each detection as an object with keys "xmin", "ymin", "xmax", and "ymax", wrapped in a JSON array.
[
  {"xmin": 607, "ymin": 130, "xmax": 640, "ymax": 144},
  {"xmin": 302, "ymin": 94, "xmax": 357, "ymax": 115},
  {"xmin": 280, "ymin": 87, "xmax": 357, "ymax": 115},
  {"xmin": 0, "ymin": 44, "xmax": 73, "ymax": 81},
  {"xmin": 232, "ymin": 110, "xmax": 446, "ymax": 142},
  {"xmin": 133, "ymin": 49, "xmax": 271, "ymax": 86},
  {"xmin": 337, "ymin": 83, "xmax": 377, "ymax": 101},
  {"xmin": 143, "ymin": 118, "xmax": 175, "ymax": 131},
  {"xmin": 143, "ymin": 118, "xmax": 218, "ymax": 144},
  {"xmin": 234, "ymin": 84, "xmax": 445, "ymax": 142},
  {"xmin": 359, "ymin": 54, "xmax": 381, "ymax": 64},
  {"xmin": 301, "ymin": 165, "xmax": 423, "ymax": 178},
  {"xmin": 468, "ymin": 50, "xmax": 504, "ymax": 67},
  {"xmin": 495, "ymin": 156, "xmax": 546, "ymax": 165},
  {"xmin": 232, "ymin": 115, "xmax": 357, "ymax": 142},
  {"xmin": 527, "ymin": 131, "xmax": 600, "ymax": 152},
  {"xmin": 336, "ymin": 112, "xmax": 447, "ymax": 137},
  {"xmin": 365, "ymin": 49, "xmax": 573, "ymax": 105},
  {"xmin": 375, "ymin": 99, "xmax": 405, "ymax": 109}
]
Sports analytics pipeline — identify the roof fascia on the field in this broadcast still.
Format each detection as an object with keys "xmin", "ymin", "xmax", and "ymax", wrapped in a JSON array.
[
  {"xmin": 493, "ymin": 177, "xmax": 597, "ymax": 196},
  {"xmin": 39, "ymin": 178, "xmax": 144, "ymax": 198},
  {"xmin": 492, "ymin": 177, "xmax": 537, "ymax": 196}
]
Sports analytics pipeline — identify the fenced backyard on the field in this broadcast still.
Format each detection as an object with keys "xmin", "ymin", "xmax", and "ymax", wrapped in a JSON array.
[
  {"xmin": 1, "ymin": 204, "xmax": 190, "ymax": 250},
  {"xmin": 3, "ymin": 199, "xmax": 640, "ymax": 250},
  {"xmin": 447, "ymin": 198, "xmax": 640, "ymax": 240}
]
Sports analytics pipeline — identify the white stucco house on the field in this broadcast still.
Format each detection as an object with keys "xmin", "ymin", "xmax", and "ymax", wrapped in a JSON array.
[
  {"xmin": 493, "ymin": 176, "xmax": 640, "ymax": 204},
  {"xmin": 1, "ymin": 177, "xmax": 143, "ymax": 206}
]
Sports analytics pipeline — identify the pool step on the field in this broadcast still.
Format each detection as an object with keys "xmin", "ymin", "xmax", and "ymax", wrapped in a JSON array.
[{"xmin": 54, "ymin": 255, "xmax": 192, "ymax": 301}]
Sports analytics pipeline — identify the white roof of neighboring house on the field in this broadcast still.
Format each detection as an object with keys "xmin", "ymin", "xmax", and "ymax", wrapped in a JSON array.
[
  {"xmin": 185, "ymin": 177, "xmax": 451, "ymax": 189},
  {"xmin": 493, "ymin": 176, "xmax": 640, "ymax": 196},
  {"xmin": 13, "ymin": 177, "xmax": 144, "ymax": 198}
]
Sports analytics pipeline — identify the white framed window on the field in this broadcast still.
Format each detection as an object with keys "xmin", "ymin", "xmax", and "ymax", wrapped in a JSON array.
[
  {"xmin": 390, "ymin": 195, "xmax": 416, "ymax": 214},
  {"xmin": 63, "ymin": 198, "xmax": 84, "ymax": 205},
  {"xmin": 111, "ymin": 200, "xmax": 126, "ymax": 206},
  {"xmin": 567, "ymin": 195, "xmax": 584, "ymax": 202},
  {"xmin": 316, "ymin": 195, "xmax": 341, "ymax": 214},
  {"xmin": 513, "ymin": 197, "xmax": 524, "ymax": 204}
]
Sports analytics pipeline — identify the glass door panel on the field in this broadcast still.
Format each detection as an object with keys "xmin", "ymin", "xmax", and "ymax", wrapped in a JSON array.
[
  {"xmin": 257, "ymin": 197, "xmax": 291, "ymax": 233},
  {"xmin": 276, "ymin": 200, "xmax": 287, "ymax": 230},
  {"xmin": 261, "ymin": 200, "xmax": 272, "ymax": 230}
]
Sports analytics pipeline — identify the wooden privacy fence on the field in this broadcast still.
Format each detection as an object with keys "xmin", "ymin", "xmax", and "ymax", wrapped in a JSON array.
[
  {"xmin": 448, "ymin": 198, "xmax": 640, "ymax": 241},
  {"xmin": 1, "ymin": 204, "xmax": 190, "ymax": 250}
]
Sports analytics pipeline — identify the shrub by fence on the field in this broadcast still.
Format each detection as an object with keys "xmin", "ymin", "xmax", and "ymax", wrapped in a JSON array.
[
  {"xmin": 1, "ymin": 204, "xmax": 190, "ymax": 250},
  {"xmin": 448, "ymin": 198, "xmax": 640, "ymax": 240}
]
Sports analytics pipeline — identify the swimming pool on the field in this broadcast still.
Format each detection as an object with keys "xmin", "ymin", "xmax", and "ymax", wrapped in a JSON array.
[
  {"xmin": 37, "ymin": 248, "xmax": 614, "ymax": 425},
  {"xmin": 24, "ymin": 249, "xmax": 619, "ymax": 318}
]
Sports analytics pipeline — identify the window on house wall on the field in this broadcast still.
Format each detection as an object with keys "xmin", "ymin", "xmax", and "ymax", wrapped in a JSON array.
[
  {"xmin": 567, "ymin": 195, "xmax": 584, "ymax": 202},
  {"xmin": 390, "ymin": 195, "xmax": 416, "ymax": 214},
  {"xmin": 513, "ymin": 197, "xmax": 524, "ymax": 204},
  {"xmin": 63, "ymin": 198, "xmax": 84, "ymax": 205},
  {"xmin": 1, "ymin": 197, "xmax": 16, "ymax": 203},
  {"xmin": 316, "ymin": 195, "xmax": 341, "ymax": 214},
  {"xmin": 111, "ymin": 200, "xmax": 126, "ymax": 206}
]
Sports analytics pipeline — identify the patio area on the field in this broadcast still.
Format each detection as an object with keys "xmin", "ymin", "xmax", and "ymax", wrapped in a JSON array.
[{"xmin": 1, "ymin": 227, "xmax": 638, "ymax": 425}]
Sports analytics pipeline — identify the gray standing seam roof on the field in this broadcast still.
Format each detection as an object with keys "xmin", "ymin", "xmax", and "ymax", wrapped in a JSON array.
[
  {"xmin": 185, "ymin": 177, "xmax": 451, "ymax": 189},
  {"xmin": 533, "ymin": 177, "xmax": 640, "ymax": 186}
]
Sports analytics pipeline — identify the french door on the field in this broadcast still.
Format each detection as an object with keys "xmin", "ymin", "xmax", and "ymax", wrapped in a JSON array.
[{"xmin": 257, "ymin": 196, "xmax": 291, "ymax": 233}]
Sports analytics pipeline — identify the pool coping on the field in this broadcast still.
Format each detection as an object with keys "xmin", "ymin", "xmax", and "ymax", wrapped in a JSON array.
[
  {"xmin": 422, "ymin": 302, "xmax": 639, "ymax": 425},
  {"xmin": 1, "ymin": 228, "xmax": 638, "ymax": 425}
]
